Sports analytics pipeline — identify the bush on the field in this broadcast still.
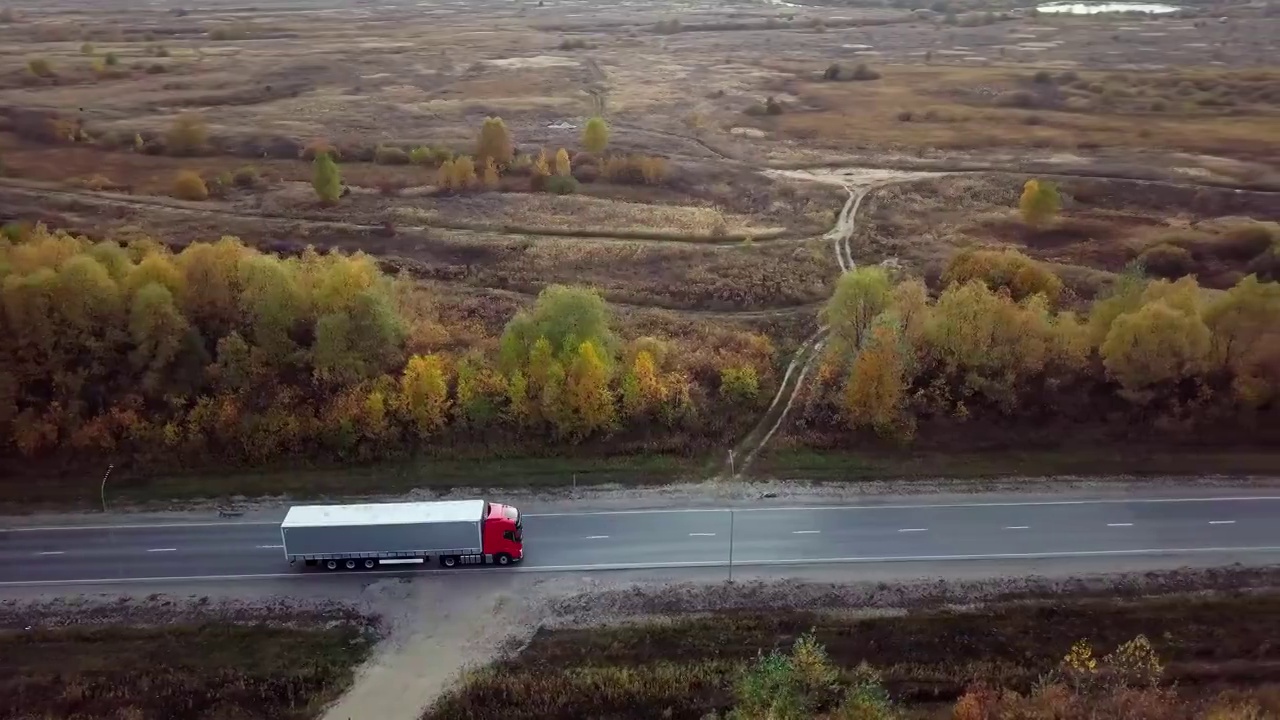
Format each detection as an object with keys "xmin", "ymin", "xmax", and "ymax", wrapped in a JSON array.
[
  {"xmin": 719, "ymin": 366, "xmax": 760, "ymax": 405},
  {"xmin": 171, "ymin": 171, "xmax": 209, "ymax": 201},
  {"xmin": 146, "ymin": 63, "xmax": 167, "ymax": 74},
  {"xmin": 1032, "ymin": 70, "xmax": 1055, "ymax": 84},
  {"xmin": 942, "ymin": 247, "xmax": 1064, "ymax": 303},
  {"xmin": 851, "ymin": 63, "xmax": 881, "ymax": 81},
  {"xmin": 104, "ymin": 52, "xmax": 119, "ymax": 67},
  {"xmin": 374, "ymin": 145, "xmax": 410, "ymax": 165},
  {"xmin": 409, "ymin": 146, "xmax": 431, "ymax": 165},
  {"xmin": 545, "ymin": 174, "xmax": 579, "ymax": 195},
  {"xmin": 26, "ymin": 58, "xmax": 54, "ymax": 78},
  {"xmin": 300, "ymin": 139, "xmax": 339, "ymax": 161},
  {"xmin": 376, "ymin": 175, "xmax": 407, "ymax": 196},
  {"xmin": 232, "ymin": 165, "xmax": 260, "ymax": 188},
  {"xmin": 165, "ymin": 114, "xmax": 207, "ymax": 156},
  {"xmin": 80, "ymin": 42, "xmax": 94, "ymax": 55},
  {"xmin": 1137, "ymin": 243, "xmax": 1194, "ymax": 279},
  {"xmin": 765, "ymin": 96, "xmax": 784, "ymax": 115}
]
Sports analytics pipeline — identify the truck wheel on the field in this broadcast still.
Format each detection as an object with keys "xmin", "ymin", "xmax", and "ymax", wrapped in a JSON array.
[
  {"xmin": 495, "ymin": 553, "xmax": 512, "ymax": 566},
  {"xmin": 441, "ymin": 556, "xmax": 457, "ymax": 568},
  {"xmin": 344, "ymin": 559, "xmax": 357, "ymax": 570},
  {"xmin": 362, "ymin": 559, "xmax": 377, "ymax": 569},
  {"xmin": 325, "ymin": 560, "xmax": 339, "ymax": 571}
]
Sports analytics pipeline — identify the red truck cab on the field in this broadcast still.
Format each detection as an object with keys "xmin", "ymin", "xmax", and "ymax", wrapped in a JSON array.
[{"xmin": 482, "ymin": 501, "xmax": 523, "ymax": 564}]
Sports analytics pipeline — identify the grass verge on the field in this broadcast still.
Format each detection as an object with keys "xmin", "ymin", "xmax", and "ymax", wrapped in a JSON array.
[
  {"xmin": 0, "ymin": 454, "xmax": 708, "ymax": 513},
  {"xmin": 426, "ymin": 593, "xmax": 1280, "ymax": 720},
  {"xmin": 2, "ymin": 622, "xmax": 374, "ymax": 719},
  {"xmin": 757, "ymin": 447, "xmax": 1280, "ymax": 480}
]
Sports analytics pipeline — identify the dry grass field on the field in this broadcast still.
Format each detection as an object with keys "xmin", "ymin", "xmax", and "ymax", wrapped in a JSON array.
[{"xmin": 0, "ymin": 0, "xmax": 1278, "ymax": 485}]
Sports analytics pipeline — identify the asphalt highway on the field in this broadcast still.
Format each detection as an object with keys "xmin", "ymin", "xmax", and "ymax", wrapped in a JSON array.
[{"xmin": 2, "ymin": 494, "xmax": 1280, "ymax": 586}]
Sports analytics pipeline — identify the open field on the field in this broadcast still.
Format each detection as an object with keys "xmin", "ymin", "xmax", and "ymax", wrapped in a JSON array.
[
  {"xmin": 0, "ymin": 0, "xmax": 1278, "ymax": 483},
  {"xmin": 1, "ymin": 604, "xmax": 375, "ymax": 719},
  {"xmin": 427, "ymin": 590, "xmax": 1280, "ymax": 720}
]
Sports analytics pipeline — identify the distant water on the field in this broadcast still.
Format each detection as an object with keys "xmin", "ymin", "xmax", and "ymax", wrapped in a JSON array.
[{"xmin": 1037, "ymin": 2, "xmax": 1180, "ymax": 13}]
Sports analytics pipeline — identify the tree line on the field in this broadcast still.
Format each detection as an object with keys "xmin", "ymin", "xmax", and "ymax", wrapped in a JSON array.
[
  {"xmin": 0, "ymin": 228, "xmax": 772, "ymax": 465},
  {"xmin": 817, "ymin": 252, "xmax": 1280, "ymax": 442}
]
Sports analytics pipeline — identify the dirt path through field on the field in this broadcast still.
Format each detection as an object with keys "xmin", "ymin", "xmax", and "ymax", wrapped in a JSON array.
[
  {"xmin": 320, "ymin": 576, "xmax": 536, "ymax": 720},
  {"xmin": 723, "ymin": 168, "xmax": 943, "ymax": 479}
]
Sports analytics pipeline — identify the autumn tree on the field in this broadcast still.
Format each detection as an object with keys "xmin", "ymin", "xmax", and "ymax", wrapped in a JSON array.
[
  {"xmin": 476, "ymin": 116, "xmax": 513, "ymax": 167},
  {"xmin": 941, "ymin": 247, "xmax": 1063, "ymax": 303},
  {"xmin": 1019, "ymin": 178, "xmax": 1061, "ymax": 228},
  {"xmin": 619, "ymin": 349, "xmax": 665, "ymax": 418},
  {"xmin": 564, "ymin": 340, "xmax": 615, "ymax": 438},
  {"xmin": 824, "ymin": 266, "xmax": 892, "ymax": 365},
  {"xmin": 1203, "ymin": 274, "xmax": 1280, "ymax": 407},
  {"xmin": 843, "ymin": 315, "xmax": 913, "ymax": 440},
  {"xmin": 554, "ymin": 148, "xmax": 571, "ymax": 177},
  {"xmin": 165, "ymin": 113, "xmax": 208, "ymax": 156},
  {"xmin": 312, "ymin": 151, "xmax": 341, "ymax": 205},
  {"xmin": 582, "ymin": 116, "xmax": 609, "ymax": 153},
  {"xmin": 482, "ymin": 157, "xmax": 500, "ymax": 189},
  {"xmin": 398, "ymin": 354, "xmax": 449, "ymax": 436},
  {"xmin": 1101, "ymin": 298, "xmax": 1212, "ymax": 398}
]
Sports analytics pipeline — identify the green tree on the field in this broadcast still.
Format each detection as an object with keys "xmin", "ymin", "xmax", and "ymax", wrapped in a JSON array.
[
  {"xmin": 719, "ymin": 366, "xmax": 760, "ymax": 405},
  {"xmin": 499, "ymin": 285, "xmax": 616, "ymax": 370},
  {"xmin": 128, "ymin": 282, "xmax": 191, "ymax": 390},
  {"xmin": 476, "ymin": 116, "xmax": 513, "ymax": 166},
  {"xmin": 582, "ymin": 116, "xmax": 609, "ymax": 153},
  {"xmin": 312, "ymin": 151, "xmax": 342, "ymax": 205},
  {"xmin": 824, "ymin": 266, "xmax": 892, "ymax": 364},
  {"xmin": 1019, "ymin": 178, "xmax": 1061, "ymax": 228}
]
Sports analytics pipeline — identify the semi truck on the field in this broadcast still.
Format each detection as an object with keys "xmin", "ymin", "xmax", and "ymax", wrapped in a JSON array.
[{"xmin": 280, "ymin": 499, "xmax": 523, "ymax": 571}]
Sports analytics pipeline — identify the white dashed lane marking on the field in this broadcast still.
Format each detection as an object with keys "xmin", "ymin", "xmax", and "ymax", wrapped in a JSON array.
[{"xmin": 146, "ymin": 548, "xmax": 178, "ymax": 553}]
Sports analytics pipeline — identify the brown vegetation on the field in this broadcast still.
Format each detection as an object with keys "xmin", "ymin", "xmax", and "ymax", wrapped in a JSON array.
[
  {"xmin": 427, "ymin": 593, "xmax": 1280, "ymax": 720},
  {"xmin": 4, "ymin": 621, "xmax": 372, "ymax": 719}
]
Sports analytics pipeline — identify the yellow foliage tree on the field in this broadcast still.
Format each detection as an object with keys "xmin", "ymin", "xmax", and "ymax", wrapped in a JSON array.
[
  {"xmin": 1019, "ymin": 178, "xmax": 1061, "ymax": 228},
  {"xmin": 476, "ymin": 116, "xmax": 513, "ymax": 167},
  {"xmin": 620, "ymin": 349, "xmax": 666, "ymax": 418},
  {"xmin": 399, "ymin": 354, "xmax": 450, "ymax": 437},
  {"xmin": 582, "ymin": 116, "xmax": 609, "ymax": 153},
  {"xmin": 482, "ymin": 157, "xmax": 500, "ymax": 190},
  {"xmin": 1101, "ymin": 300, "xmax": 1212, "ymax": 397},
  {"xmin": 554, "ymin": 148, "xmax": 571, "ymax": 177},
  {"xmin": 843, "ymin": 316, "xmax": 912, "ymax": 439},
  {"xmin": 941, "ymin": 247, "xmax": 1063, "ymax": 303},
  {"xmin": 565, "ymin": 340, "xmax": 615, "ymax": 438},
  {"xmin": 437, "ymin": 159, "xmax": 456, "ymax": 189},
  {"xmin": 1203, "ymin": 275, "xmax": 1280, "ymax": 408}
]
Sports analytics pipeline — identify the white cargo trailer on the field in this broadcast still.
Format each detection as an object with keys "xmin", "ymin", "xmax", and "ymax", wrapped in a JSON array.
[{"xmin": 280, "ymin": 499, "xmax": 524, "ymax": 571}]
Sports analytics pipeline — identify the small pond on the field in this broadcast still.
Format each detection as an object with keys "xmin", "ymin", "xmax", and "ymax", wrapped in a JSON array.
[{"xmin": 1037, "ymin": 2, "xmax": 1180, "ymax": 13}]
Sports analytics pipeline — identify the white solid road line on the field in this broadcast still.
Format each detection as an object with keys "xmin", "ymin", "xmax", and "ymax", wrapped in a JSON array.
[
  {"xmin": 5, "ymin": 545, "xmax": 1280, "ymax": 588},
  {"xmin": 792, "ymin": 530, "xmax": 820, "ymax": 534},
  {"xmin": 525, "ymin": 495, "xmax": 1280, "ymax": 517},
  {"xmin": 584, "ymin": 535, "xmax": 610, "ymax": 539},
  {"xmin": 689, "ymin": 533, "xmax": 717, "ymax": 537},
  {"xmin": 1209, "ymin": 520, "xmax": 1237, "ymax": 525},
  {"xmin": 146, "ymin": 548, "xmax": 178, "ymax": 552},
  {"xmin": 6, "ymin": 494, "xmax": 1279, "ymax": 531},
  {"xmin": 37, "ymin": 551, "xmax": 65, "ymax": 556},
  {"xmin": 1107, "ymin": 523, "xmax": 1134, "ymax": 527},
  {"xmin": 1005, "ymin": 526, "xmax": 1029, "ymax": 530},
  {"xmin": 897, "ymin": 528, "xmax": 927, "ymax": 533}
]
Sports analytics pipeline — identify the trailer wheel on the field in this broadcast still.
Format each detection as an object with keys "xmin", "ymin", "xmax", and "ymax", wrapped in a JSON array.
[
  {"xmin": 441, "ymin": 556, "xmax": 458, "ymax": 568},
  {"xmin": 344, "ymin": 559, "xmax": 357, "ymax": 570},
  {"xmin": 325, "ymin": 560, "xmax": 339, "ymax": 571},
  {"xmin": 362, "ymin": 559, "xmax": 377, "ymax": 570},
  {"xmin": 495, "ymin": 553, "xmax": 512, "ymax": 566}
]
